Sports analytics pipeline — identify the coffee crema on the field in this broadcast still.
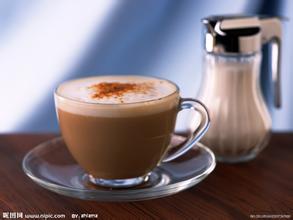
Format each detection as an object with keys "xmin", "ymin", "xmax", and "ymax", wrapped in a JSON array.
[{"xmin": 56, "ymin": 76, "xmax": 179, "ymax": 117}]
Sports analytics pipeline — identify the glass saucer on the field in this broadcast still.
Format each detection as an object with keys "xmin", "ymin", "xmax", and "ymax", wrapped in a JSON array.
[{"xmin": 22, "ymin": 136, "xmax": 216, "ymax": 202}]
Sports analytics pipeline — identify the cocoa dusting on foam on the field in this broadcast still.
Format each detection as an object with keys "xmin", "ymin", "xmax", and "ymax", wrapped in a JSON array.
[{"xmin": 88, "ymin": 82, "xmax": 155, "ymax": 103}]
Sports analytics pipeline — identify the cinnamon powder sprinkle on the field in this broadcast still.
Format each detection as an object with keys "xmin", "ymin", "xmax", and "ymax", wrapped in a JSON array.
[{"xmin": 88, "ymin": 82, "xmax": 154, "ymax": 100}]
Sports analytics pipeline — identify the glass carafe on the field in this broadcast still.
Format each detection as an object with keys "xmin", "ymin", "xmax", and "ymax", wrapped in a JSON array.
[{"xmin": 198, "ymin": 16, "xmax": 282, "ymax": 162}]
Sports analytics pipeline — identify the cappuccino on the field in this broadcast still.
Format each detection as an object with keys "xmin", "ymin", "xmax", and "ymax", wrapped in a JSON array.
[{"xmin": 55, "ymin": 76, "xmax": 179, "ymax": 179}]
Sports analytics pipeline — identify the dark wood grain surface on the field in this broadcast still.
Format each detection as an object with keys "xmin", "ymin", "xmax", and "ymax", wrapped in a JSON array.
[{"xmin": 0, "ymin": 133, "xmax": 292, "ymax": 219}]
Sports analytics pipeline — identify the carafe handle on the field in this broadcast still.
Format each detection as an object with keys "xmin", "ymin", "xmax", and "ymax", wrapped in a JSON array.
[{"xmin": 260, "ymin": 17, "xmax": 282, "ymax": 108}]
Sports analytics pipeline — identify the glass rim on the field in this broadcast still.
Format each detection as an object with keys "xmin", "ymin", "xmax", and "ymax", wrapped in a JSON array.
[{"xmin": 54, "ymin": 75, "xmax": 180, "ymax": 106}]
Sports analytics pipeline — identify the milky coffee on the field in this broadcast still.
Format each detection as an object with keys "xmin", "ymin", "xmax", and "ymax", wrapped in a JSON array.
[{"xmin": 55, "ymin": 76, "xmax": 179, "ymax": 179}]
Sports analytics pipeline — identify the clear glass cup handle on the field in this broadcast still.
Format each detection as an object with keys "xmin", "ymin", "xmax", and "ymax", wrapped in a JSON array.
[{"xmin": 163, "ymin": 98, "xmax": 210, "ymax": 162}]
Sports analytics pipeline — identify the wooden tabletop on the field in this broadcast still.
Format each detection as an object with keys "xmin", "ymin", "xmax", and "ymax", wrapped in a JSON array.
[{"xmin": 0, "ymin": 133, "xmax": 292, "ymax": 219}]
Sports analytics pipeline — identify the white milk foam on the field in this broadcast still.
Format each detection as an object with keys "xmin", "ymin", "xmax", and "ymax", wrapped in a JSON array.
[
  {"xmin": 57, "ymin": 76, "xmax": 176, "ymax": 104},
  {"xmin": 55, "ymin": 76, "xmax": 179, "ymax": 117}
]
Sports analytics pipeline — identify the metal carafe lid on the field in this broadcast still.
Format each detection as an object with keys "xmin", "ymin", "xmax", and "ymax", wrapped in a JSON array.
[{"xmin": 202, "ymin": 15, "xmax": 281, "ymax": 55}]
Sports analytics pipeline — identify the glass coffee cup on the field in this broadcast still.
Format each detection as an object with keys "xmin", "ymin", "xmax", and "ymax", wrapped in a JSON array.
[{"xmin": 54, "ymin": 75, "xmax": 210, "ymax": 188}]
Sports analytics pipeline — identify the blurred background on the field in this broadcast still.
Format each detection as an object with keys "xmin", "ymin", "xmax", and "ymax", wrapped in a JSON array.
[{"xmin": 0, "ymin": 0, "xmax": 292, "ymax": 132}]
